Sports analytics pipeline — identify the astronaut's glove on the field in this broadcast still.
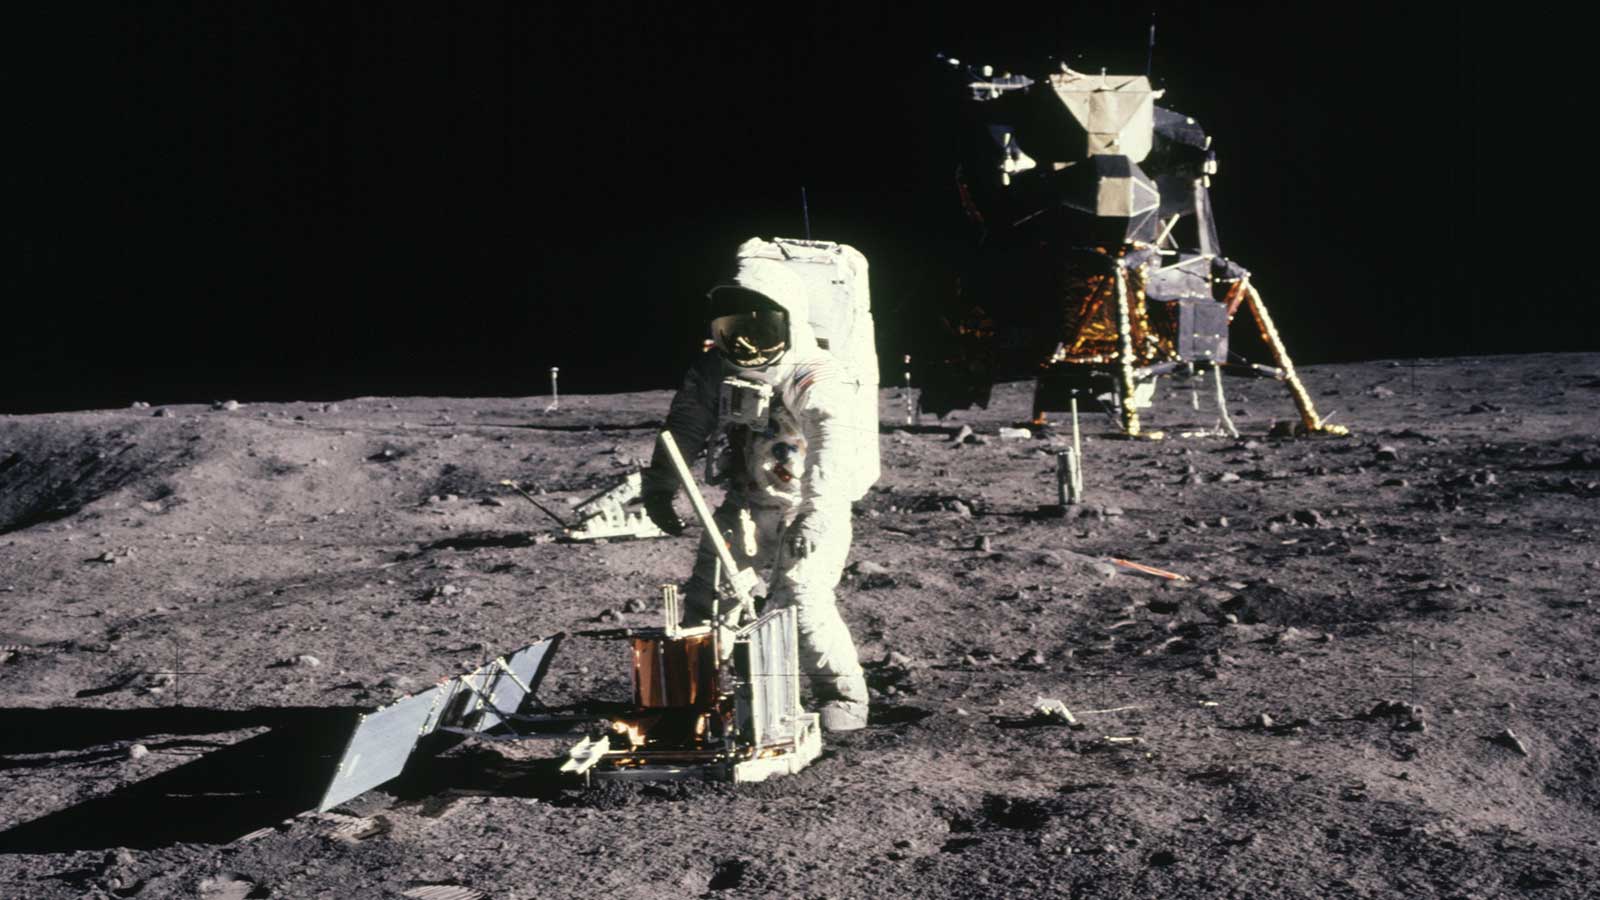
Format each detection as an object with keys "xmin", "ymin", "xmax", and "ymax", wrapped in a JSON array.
[
  {"xmin": 642, "ymin": 490, "xmax": 688, "ymax": 536},
  {"xmin": 786, "ymin": 512, "xmax": 826, "ymax": 560}
]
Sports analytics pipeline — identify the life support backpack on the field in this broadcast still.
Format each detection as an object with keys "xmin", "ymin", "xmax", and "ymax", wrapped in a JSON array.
[{"xmin": 737, "ymin": 237, "xmax": 881, "ymax": 498}]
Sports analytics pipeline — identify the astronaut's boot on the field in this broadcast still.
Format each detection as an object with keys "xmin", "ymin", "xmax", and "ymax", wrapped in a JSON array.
[
  {"xmin": 815, "ymin": 667, "xmax": 869, "ymax": 730},
  {"xmin": 795, "ymin": 607, "xmax": 870, "ymax": 732},
  {"xmin": 819, "ymin": 698, "xmax": 870, "ymax": 732}
]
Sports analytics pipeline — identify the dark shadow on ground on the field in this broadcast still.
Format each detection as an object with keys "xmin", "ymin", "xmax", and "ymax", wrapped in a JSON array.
[
  {"xmin": 423, "ymin": 531, "xmax": 540, "ymax": 552},
  {"xmin": 377, "ymin": 737, "xmax": 569, "ymax": 807},
  {"xmin": 0, "ymin": 706, "xmax": 360, "ymax": 852},
  {"xmin": 476, "ymin": 422, "xmax": 665, "ymax": 433},
  {"xmin": 868, "ymin": 705, "xmax": 934, "ymax": 726}
]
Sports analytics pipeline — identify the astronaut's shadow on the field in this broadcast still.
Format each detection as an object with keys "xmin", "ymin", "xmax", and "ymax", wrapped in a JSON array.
[{"xmin": 0, "ymin": 705, "xmax": 360, "ymax": 852}]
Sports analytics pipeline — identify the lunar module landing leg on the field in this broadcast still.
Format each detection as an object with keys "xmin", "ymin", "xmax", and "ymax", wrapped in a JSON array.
[
  {"xmin": 1233, "ymin": 278, "xmax": 1348, "ymax": 436},
  {"xmin": 1026, "ymin": 257, "xmax": 1346, "ymax": 439}
]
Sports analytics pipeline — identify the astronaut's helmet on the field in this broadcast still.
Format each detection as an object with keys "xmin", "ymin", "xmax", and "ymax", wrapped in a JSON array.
[{"xmin": 708, "ymin": 286, "xmax": 789, "ymax": 368}]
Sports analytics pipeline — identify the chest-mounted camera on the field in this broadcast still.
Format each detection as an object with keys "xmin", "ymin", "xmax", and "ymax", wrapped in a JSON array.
[{"xmin": 719, "ymin": 377, "xmax": 773, "ymax": 430}]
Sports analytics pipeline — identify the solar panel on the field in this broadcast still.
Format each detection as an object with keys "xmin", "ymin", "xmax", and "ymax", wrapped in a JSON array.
[
  {"xmin": 316, "ymin": 636, "xmax": 562, "ymax": 811},
  {"xmin": 429, "ymin": 637, "xmax": 560, "ymax": 733},
  {"xmin": 504, "ymin": 637, "xmax": 560, "ymax": 702},
  {"xmin": 318, "ymin": 686, "xmax": 443, "ymax": 811}
]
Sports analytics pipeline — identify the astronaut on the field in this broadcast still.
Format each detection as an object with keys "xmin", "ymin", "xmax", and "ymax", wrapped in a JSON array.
[{"xmin": 641, "ymin": 246, "xmax": 871, "ymax": 732}]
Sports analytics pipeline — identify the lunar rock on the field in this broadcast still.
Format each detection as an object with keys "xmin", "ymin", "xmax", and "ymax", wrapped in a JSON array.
[{"xmin": 1491, "ymin": 728, "xmax": 1531, "ymax": 756}]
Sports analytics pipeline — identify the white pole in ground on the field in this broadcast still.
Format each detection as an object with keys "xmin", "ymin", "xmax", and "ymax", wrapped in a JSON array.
[
  {"xmin": 1055, "ymin": 396, "xmax": 1084, "ymax": 508},
  {"xmin": 903, "ymin": 354, "xmax": 915, "ymax": 425},
  {"xmin": 1057, "ymin": 448, "xmax": 1083, "ymax": 507},
  {"xmin": 546, "ymin": 366, "xmax": 560, "ymax": 413},
  {"xmin": 1071, "ymin": 397, "xmax": 1082, "ymax": 462}
]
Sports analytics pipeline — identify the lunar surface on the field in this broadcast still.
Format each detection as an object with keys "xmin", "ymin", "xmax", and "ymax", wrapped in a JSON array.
[{"xmin": 2, "ymin": 353, "xmax": 1598, "ymax": 899}]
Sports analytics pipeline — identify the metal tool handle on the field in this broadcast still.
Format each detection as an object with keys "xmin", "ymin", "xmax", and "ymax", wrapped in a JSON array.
[
  {"xmin": 499, "ymin": 479, "xmax": 570, "ymax": 529},
  {"xmin": 657, "ymin": 431, "xmax": 757, "ymax": 616}
]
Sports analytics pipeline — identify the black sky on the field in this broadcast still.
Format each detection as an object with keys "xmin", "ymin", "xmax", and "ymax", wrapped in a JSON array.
[{"xmin": 7, "ymin": 2, "xmax": 1592, "ymax": 414}]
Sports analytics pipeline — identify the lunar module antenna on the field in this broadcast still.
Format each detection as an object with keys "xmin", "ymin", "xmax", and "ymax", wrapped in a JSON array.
[{"xmin": 1145, "ymin": 12, "xmax": 1157, "ymax": 77}]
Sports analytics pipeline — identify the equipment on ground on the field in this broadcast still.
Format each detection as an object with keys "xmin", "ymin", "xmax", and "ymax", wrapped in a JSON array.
[
  {"xmin": 561, "ymin": 473, "xmax": 666, "ymax": 542},
  {"xmin": 550, "ymin": 432, "xmax": 822, "ymax": 782},
  {"xmin": 311, "ymin": 431, "xmax": 824, "ymax": 812},
  {"xmin": 501, "ymin": 473, "xmax": 667, "ymax": 543},
  {"xmin": 560, "ymin": 588, "xmax": 822, "ymax": 783},
  {"xmin": 318, "ymin": 638, "xmax": 562, "ymax": 812}
]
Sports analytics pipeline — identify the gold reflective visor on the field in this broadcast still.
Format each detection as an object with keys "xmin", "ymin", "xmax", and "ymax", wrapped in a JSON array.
[{"xmin": 710, "ymin": 310, "xmax": 788, "ymax": 367}]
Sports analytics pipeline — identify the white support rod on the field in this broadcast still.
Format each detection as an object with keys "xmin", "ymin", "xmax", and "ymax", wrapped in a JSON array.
[
  {"xmin": 1071, "ymin": 397, "xmax": 1082, "ymax": 461},
  {"xmin": 1154, "ymin": 214, "xmax": 1181, "ymax": 248},
  {"xmin": 657, "ymin": 431, "xmax": 756, "ymax": 612},
  {"xmin": 1112, "ymin": 262, "xmax": 1142, "ymax": 436},
  {"xmin": 1212, "ymin": 363, "xmax": 1239, "ymax": 439}
]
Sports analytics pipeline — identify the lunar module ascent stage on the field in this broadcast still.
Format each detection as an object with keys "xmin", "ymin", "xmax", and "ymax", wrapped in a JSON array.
[
  {"xmin": 314, "ymin": 432, "xmax": 822, "ymax": 813},
  {"xmin": 922, "ymin": 56, "xmax": 1346, "ymax": 437}
]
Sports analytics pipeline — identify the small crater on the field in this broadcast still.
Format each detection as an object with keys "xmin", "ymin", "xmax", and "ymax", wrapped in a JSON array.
[{"xmin": 708, "ymin": 858, "xmax": 749, "ymax": 891}]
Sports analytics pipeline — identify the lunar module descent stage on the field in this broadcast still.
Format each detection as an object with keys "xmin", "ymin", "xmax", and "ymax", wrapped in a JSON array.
[{"xmin": 922, "ymin": 56, "xmax": 1347, "ymax": 437}]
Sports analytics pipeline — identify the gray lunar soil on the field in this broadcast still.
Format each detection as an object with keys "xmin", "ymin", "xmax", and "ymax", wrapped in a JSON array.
[{"xmin": 2, "ymin": 352, "xmax": 1599, "ymax": 899}]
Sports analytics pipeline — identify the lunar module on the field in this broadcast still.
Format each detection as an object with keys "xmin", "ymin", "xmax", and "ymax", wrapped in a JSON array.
[{"xmin": 919, "ymin": 55, "xmax": 1345, "ymax": 437}]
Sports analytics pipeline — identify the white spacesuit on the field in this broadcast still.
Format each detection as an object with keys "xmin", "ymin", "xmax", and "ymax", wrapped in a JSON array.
[{"xmin": 642, "ymin": 248, "xmax": 872, "ymax": 732}]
